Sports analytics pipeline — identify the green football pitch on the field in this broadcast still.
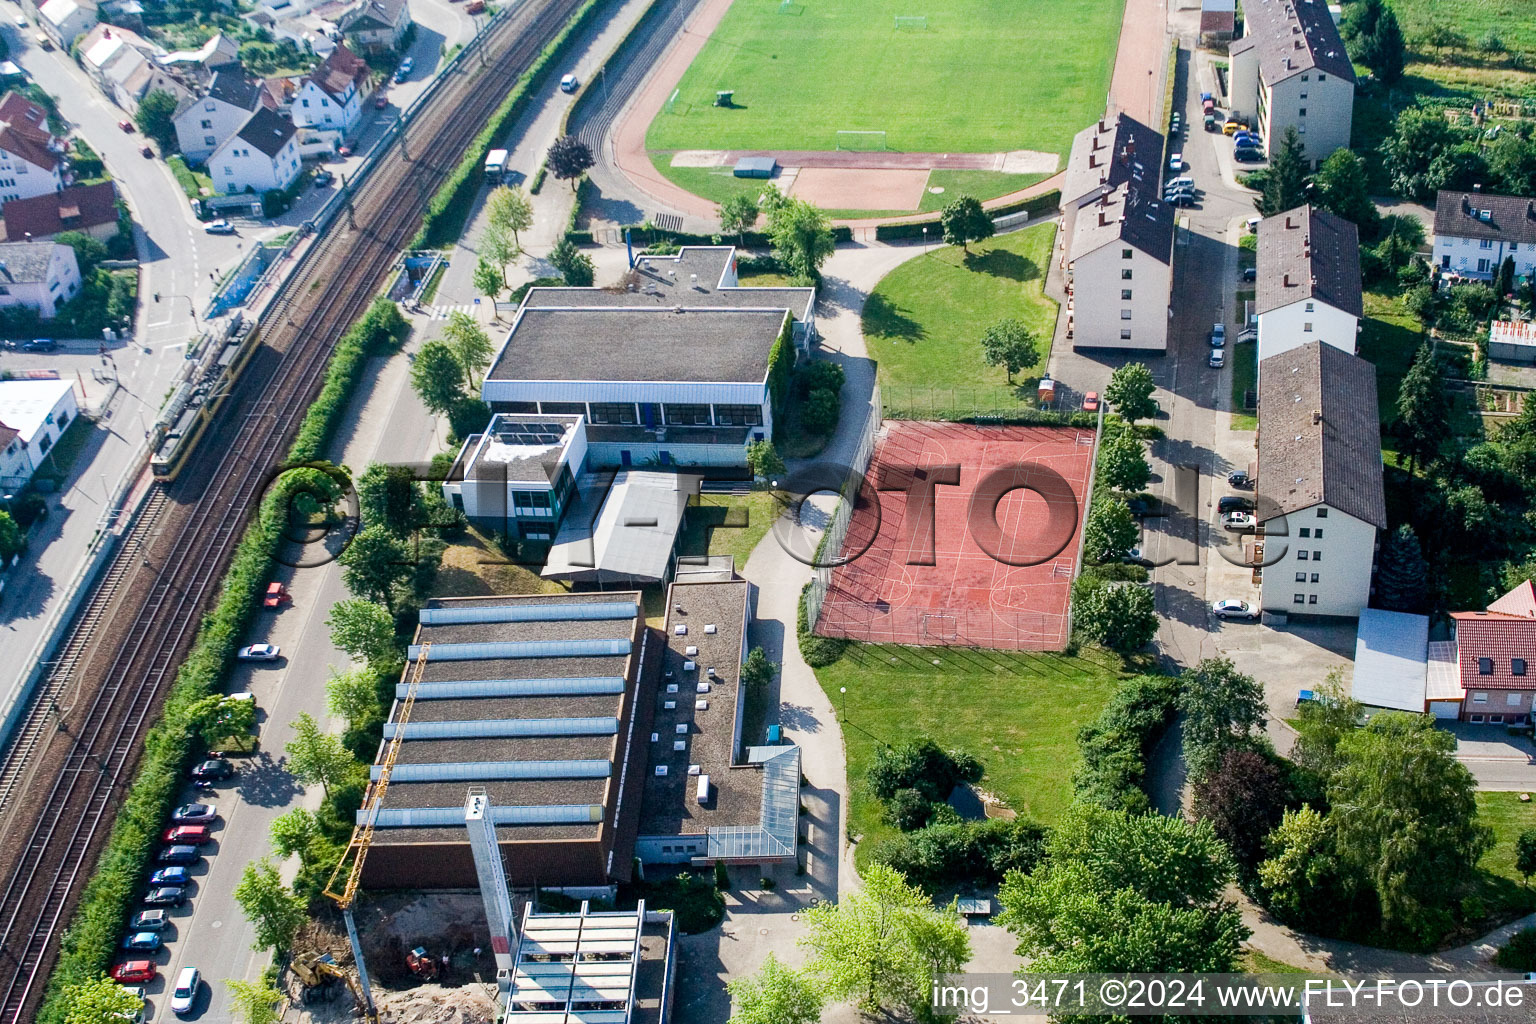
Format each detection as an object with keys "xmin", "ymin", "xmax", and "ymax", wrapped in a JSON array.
[{"xmin": 645, "ymin": 0, "xmax": 1122, "ymax": 158}]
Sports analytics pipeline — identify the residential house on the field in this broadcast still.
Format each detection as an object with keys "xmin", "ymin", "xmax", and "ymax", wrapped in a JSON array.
[
  {"xmin": 0, "ymin": 379, "xmax": 79, "ymax": 491},
  {"xmin": 1449, "ymin": 581, "xmax": 1536, "ymax": 725},
  {"xmin": 1226, "ymin": 0, "xmax": 1355, "ymax": 168},
  {"xmin": 173, "ymin": 69, "xmax": 277, "ymax": 165},
  {"xmin": 37, "ymin": 0, "xmax": 95, "ymax": 49},
  {"xmin": 0, "ymin": 91, "xmax": 60, "ymax": 149},
  {"xmin": 1058, "ymin": 112, "xmax": 1173, "ymax": 352},
  {"xmin": 0, "ymin": 240, "xmax": 80, "ymax": 318},
  {"xmin": 207, "ymin": 107, "xmax": 301, "ymax": 194},
  {"xmin": 1, "ymin": 181, "xmax": 120, "ymax": 242},
  {"xmin": 0, "ymin": 109, "xmax": 64, "ymax": 207},
  {"xmin": 1256, "ymin": 340, "xmax": 1385, "ymax": 620},
  {"xmin": 160, "ymin": 33, "xmax": 242, "ymax": 85},
  {"xmin": 1254, "ymin": 204, "xmax": 1361, "ymax": 367},
  {"xmin": 338, "ymin": 0, "xmax": 410, "ymax": 55},
  {"xmin": 291, "ymin": 43, "xmax": 368, "ymax": 138},
  {"xmin": 80, "ymin": 25, "xmax": 195, "ymax": 114},
  {"xmin": 1433, "ymin": 188, "xmax": 1536, "ymax": 282},
  {"xmin": 1199, "ymin": 0, "xmax": 1235, "ymax": 43}
]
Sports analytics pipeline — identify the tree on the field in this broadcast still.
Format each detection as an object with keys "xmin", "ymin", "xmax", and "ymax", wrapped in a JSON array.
[
  {"xmin": 801, "ymin": 863, "xmax": 970, "ymax": 1016},
  {"xmin": 1487, "ymin": 131, "xmax": 1536, "ymax": 197},
  {"xmin": 979, "ymin": 318, "xmax": 1039, "ymax": 384},
  {"xmin": 1342, "ymin": 0, "xmax": 1383, "ymax": 48},
  {"xmin": 269, "ymin": 807, "xmax": 320, "ymax": 863},
  {"xmin": 443, "ymin": 311, "xmax": 494, "ymax": 388},
  {"xmin": 189, "ymin": 693, "xmax": 257, "ymax": 748},
  {"xmin": 547, "ymin": 135, "xmax": 595, "ymax": 190},
  {"xmin": 726, "ymin": 953, "xmax": 823, "ymax": 1024},
  {"xmin": 59, "ymin": 974, "xmax": 144, "ymax": 1024},
  {"xmin": 939, "ymin": 195, "xmax": 993, "ymax": 253},
  {"xmin": 1257, "ymin": 127, "xmax": 1310, "ymax": 216},
  {"xmin": 1382, "ymin": 106, "xmax": 1466, "ymax": 201},
  {"xmin": 745, "ymin": 439, "xmax": 785, "ymax": 479},
  {"xmin": 327, "ymin": 667, "xmax": 380, "ymax": 728},
  {"xmin": 1312, "ymin": 149, "xmax": 1380, "ymax": 236},
  {"xmin": 801, "ymin": 388, "xmax": 840, "ymax": 435},
  {"xmin": 285, "ymin": 713, "xmax": 359, "ymax": 796},
  {"xmin": 1397, "ymin": 343, "xmax": 1451, "ymax": 472},
  {"xmin": 768, "ymin": 198, "xmax": 835, "ymax": 280},
  {"xmin": 472, "ymin": 256, "xmax": 503, "ymax": 301},
  {"xmin": 410, "ymin": 340, "xmax": 468, "ymax": 416},
  {"xmin": 1083, "ymin": 496, "xmax": 1138, "ymax": 564},
  {"xmin": 0, "ymin": 510, "xmax": 20, "ymax": 563},
  {"xmin": 1192, "ymin": 748, "xmax": 1291, "ymax": 873},
  {"xmin": 1371, "ymin": 9, "xmax": 1406, "ymax": 86},
  {"xmin": 1074, "ymin": 577, "xmax": 1158, "ymax": 652},
  {"xmin": 719, "ymin": 192, "xmax": 760, "ymax": 246},
  {"xmin": 56, "ymin": 231, "xmax": 109, "ymax": 275},
  {"xmin": 740, "ymin": 646, "xmax": 777, "ymax": 690},
  {"xmin": 1105, "ymin": 362, "xmax": 1157, "ymax": 422},
  {"xmin": 233, "ymin": 858, "xmax": 306, "ymax": 952},
  {"xmin": 135, "ymin": 89, "xmax": 179, "ymax": 151},
  {"xmin": 562, "ymin": 251, "xmax": 595, "ymax": 287},
  {"xmin": 998, "ymin": 804, "xmax": 1246, "ymax": 974},
  {"xmin": 326, "ymin": 598, "xmax": 397, "ymax": 665},
  {"xmin": 486, "ymin": 185, "xmax": 534, "ymax": 247},
  {"xmin": 226, "ymin": 979, "xmax": 284, "ymax": 1024},
  {"xmin": 339, "ymin": 526, "xmax": 414, "ymax": 613},
  {"xmin": 1178, "ymin": 657, "xmax": 1266, "ymax": 782},
  {"xmin": 1375, "ymin": 524, "xmax": 1430, "ymax": 612},
  {"xmin": 1330, "ymin": 713, "xmax": 1493, "ymax": 941},
  {"xmin": 868, "ymin": 738, "xmax": 982, "ymax": 804},
  {"xmin": 1256, "ymin": 804, "xmax": 1363, "ymax": 932},
  {"xmin": 449, "ymin": 395, "xmax": 493, "ymax": 440},
  {"xmin": 1096, "ymin": 430, "xmax": 1151, "ymax": 492},
  {"xmin": 1289, "ymin": 669, "xmax": 1361, "ymax": 788},
  {"xmin": 479, "ymin": 223, "xmax": 518, "ymax": 287},
  {"xmin": 357, "ymin": 462, "xmax": 419, "ymax": 536},
  {"xmin": 1516, "ymin": 829, "xmax": 1536, "ymax": 885},
  {"xmin": 1496, "ymin": 255, "xmax": 1517, "ymax": 298}
]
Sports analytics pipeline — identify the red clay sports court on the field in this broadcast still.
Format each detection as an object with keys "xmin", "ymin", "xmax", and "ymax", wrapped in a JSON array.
[{"xmin": 816, "ymin": 422, "xmax": 1096, "ymax": 651}]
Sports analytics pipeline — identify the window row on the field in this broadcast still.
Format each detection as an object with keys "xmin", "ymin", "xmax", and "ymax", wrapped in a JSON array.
[
  {"xmin": 1476, "ymin": 658, "xmax": 1528, "ymax": 676},
  {"xmin": 1470, "ymin": 691, "xmax": 1527, "ymax": 705}
]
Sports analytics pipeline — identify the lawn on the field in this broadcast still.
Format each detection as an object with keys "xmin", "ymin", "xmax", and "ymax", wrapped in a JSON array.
[
  {"xmin": 1389, "ymin": 0, "xmax": 1536, "ymax": 63},
  {"xmin": 646, "ymin": 0, "xmax": 1119, "ymax": 157},
  {"xmin": 1468, "ymin": 791, "xmax": 1536, "ymax": 933},
  {"xmin": 432, "ymin": 528, "xmax": 570, "ymax": 598},
  {"xmin": 676, "ymin": 491, "xmax": 780, "ymax": 570},
  {"xmin": 1230, "ymin": 340, "xmax": 1257, "ymax": 431},
  {"xmin": 862, "ymin": 223, "xmax": 1059, "ymax": 412},
  {"xmin": 814, "ymin": 643, "xmax": 1125, "ymax": 867},
  {"xmin": 916, "ymin": 170, "xmax": 1051, "ymax": 212},
  {"xmin": 1358, "ymin": 288, "xmax": 1424, "ymax": 428}
]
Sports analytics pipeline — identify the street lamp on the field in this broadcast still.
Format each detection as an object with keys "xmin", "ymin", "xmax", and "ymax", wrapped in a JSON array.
[
  {"xmin": 838, "ymin": 686, "xmax": 846, "ymax": 722},
  {"xmin": 922, "ymin": 225, "xmax": 927, "ymax": 253}
]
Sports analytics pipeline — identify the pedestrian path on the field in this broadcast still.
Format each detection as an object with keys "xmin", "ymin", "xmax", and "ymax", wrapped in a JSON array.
[{"xmin": 421, "ymin": 302, "xmax": 485, "ymax": 320}]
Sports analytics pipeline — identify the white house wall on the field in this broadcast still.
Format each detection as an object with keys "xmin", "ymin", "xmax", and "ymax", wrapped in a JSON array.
[
  {"xmin": 1071, "ymin": 242, "xmax": 1170, "ymax": 351},
  {"xmin": 1255, "ymin": 299, "xmax": 1357, "ymax": 367},
  {"xmin": 1262, "ymin": 72, "xmax": 1353, "ymax": 169},
  {"xmin": 1260, "ymin": 503, "xmax": 1376, "ymax": 618},
  {"xmin": 175, "ymin": 97, "xmax": 256, "ymax": 165},
  {"xmin": 1434, "ymin": 234, "xmax": 1536, "ymax": 281}
]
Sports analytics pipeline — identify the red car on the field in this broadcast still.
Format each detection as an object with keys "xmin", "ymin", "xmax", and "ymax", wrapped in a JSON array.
[
  {"xmin": 118, "ymin": 119, "xmax": 134, "ymax": 133},
  {"xmin": 1081, "ymin": 391, "xmax": 1100, "ymax": 413},
  {"xmin": 112, "ymin": 960, "xmax": 157, "ymax": 984},
  {"xmin": 163, "ymin": 825, "xmax": 211, "ymax": 845}
]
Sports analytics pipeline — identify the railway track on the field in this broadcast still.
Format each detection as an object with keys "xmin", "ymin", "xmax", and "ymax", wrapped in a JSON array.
[{"xmin": 0, "ymin": 1, "xmax": 584, "ymax": 1017}]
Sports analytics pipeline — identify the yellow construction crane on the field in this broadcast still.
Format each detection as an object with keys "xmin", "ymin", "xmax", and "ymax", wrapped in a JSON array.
[{"xmin": 321, "ymin": 641, "xmax": 432, "ymax": 1019}]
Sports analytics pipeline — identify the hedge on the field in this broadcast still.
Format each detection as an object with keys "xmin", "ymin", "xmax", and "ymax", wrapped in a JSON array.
[
  {"xmin": 414, "ymin": 0, "xmax": 609, "ymax": 247},
  {"xmin": 563, "ymin": 176, "xmax": 594, "ymax": 245},
  {"xmin": 623, "ymin": 224, "xmax": 854, "ymax": 248},
  {"xmin": 872, "ymin": 189, "xmax": 1061, "ymax": 242},
  {"xmin": 36, "ymin": 299, "xmax": 408, "ymax": 1024},
  {"xmin": 797, "ymin": 581, "xmax": 849, "ymax": 668},
  {"xmin": 1071, "ymin": 672, "xmax": 1181, "ymax": 816},
  {"xmin": 529, "ymin": 161, "xmax": 548, "ymax": 194}
]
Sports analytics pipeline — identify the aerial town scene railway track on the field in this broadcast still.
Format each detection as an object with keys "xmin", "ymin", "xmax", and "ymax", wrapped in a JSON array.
[{"xmin": 0, "ymin": 1, "xmax": 581, "ymax": 1017}]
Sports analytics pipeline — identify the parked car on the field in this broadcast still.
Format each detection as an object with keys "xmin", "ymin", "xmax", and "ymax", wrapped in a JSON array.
[
  {"xmin": 191, "ymin": 758, "xmax": 233, "ymax": 780},
  {"xmin": 118, "ymin": 120, "xmax": 134, "ymax": 133},
  {"xmin": 164, "ymin": 825, "xmax": 211, "ymax": 845},
  {"xmin": 560, "ymin": 73, "xmax": 578, "ymax": 93},
  {"xmin": 465, "ymin": 0, "xmax": 485, "ymax": 11},
  {"xmin": 1167, "ymin": 152, "xmax": 1184, "ymax": 171},
  {"xmin": 143, "ymin": 886, "xmax": 186, "ymax": 906},
  {"xmin": 1208, "ymin": 348, "xmax": 1225, "ymax": 368},
  {"xmin": 172, "ymin": 802, "xmax": 216, "ymax": 824},
  {"xmin": 1213, "ymin": 599, "xmax": 1260, "ymax": 621},
  {"xmin": 122, "ymin": 932, "xmax": 162, "ymax": 952},
  {"xmin": 374, "ymin": 92, "xmax": 389, "ymax": 109},
  {"xmin": 1165, "ymin": 176, "xmax": 1193, "ymax": 190},
  {"xmin": 131, "ymin": 909, "xmax": 169, "ymax": 931},
  {"xmin": 1228, "ymin": 469, "xmax": 1251, "ymax": 488},
  {"xmin": 20, "ymin": 338, "xmax": 56, "ymax": 352},
  {"xmin": 158, "ymin": 844, "xmax": 201, "ymax": 865},
  {"xmin": 1210, "ymin": 323, "xmax": 1226, "ymax": 347},
  {"xmin": 203, "ymin": 219, "xmax": 235, "ymax": 235},
  {"xmin": 1125, "ymin": 497, "xmax": 1157, "ymax": 517},
  {"xmin": 237, "ymin": 643, "xmax": 280, "ymax": 661},
  {"xmin": 1081, "ymin": 391, "xmax": 1099, "ymax": 412},
  {"xmin": 313, "ymin": 170, "xmax": 334, "ymax": 187},
  {"xmin": 1120, "ymin": 547, "xmax": 1154, "ymax": 569},
  {"xmin": 139, "ymin": 144, "xmax": 153, "ymax": 158},
  {"xmin": 149, "ymin": 866, "xmax": 190, "ymax": 886},
  {"xmin": 1223, "ymin": 119, "xmax": 1246, "ymax": 135},
  {"xmin": 394, "ymin": 56, "xmax": 413, "ymax": 82},
  {"xmin": 1232, "ymin": 130, "xmax": 1260, "ymax": 144},
  {"xmin": 111, "ymin": 962, "xmax": 157, "ymax": 985},
  {"xmin": 1222, "ymin": 511, "xmax": 1257, "ymax": 531},
  {"xmin": 1234, "ymin": 147, "xmax": 1265, "ymax": 164},
  {"xmin": 171, "ymin": 967, "xmax": 201, "ymax": 1016},
  {"xmin": 1166, "ymin": 193, "xmax": 1195, "ymax": 208},
  {"xmin": 1241, "ymin": 267, "xmax": 1257, "ymax": 282},
  {"xmin": 1163, "ymin": 182, "xmax": 1194, "ymax": 198},
  {"xmin": 1217, "ymin": 495, "xmax": 1255, "ymax": 514}
]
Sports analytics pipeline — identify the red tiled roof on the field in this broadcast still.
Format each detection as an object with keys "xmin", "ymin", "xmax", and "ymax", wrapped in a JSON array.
[
  {"xmin": 0, "ymin": 181, "xmax": 118, "ymax": 241},
  {"xmin": 306, "ymin": 43, "xmax": 368, "ymax": 103},
  {"xmin": 0, "ymin": 122, "xmax": 58, "ymax": 173},
  {"xmin": 0, "ymin": 92, "xmax": 53, "ymax": 145},
  {"xmin": 1452, "ymin": 582, "xmax": 1536, "ymax": 690},
  {"xmin": 0, "ymin": 422, "xmax": 16, "ymax": 450}
]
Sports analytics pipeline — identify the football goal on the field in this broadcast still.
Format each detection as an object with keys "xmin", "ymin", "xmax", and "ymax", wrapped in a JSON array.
[
  {"xmin": 893, "ymin": 15, "xmax": 927, "ymax": 30},
  {"xmin": 835, "ymin": 130, "xmax": 888, "ymax": 151}
]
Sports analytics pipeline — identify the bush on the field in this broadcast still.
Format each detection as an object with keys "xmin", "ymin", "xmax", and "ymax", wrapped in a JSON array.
[
  {"xmin": 800, "ymin": 388, "xmax": 840, "ymax": 435},
  {"xmin": 1494, "ymin": 927, "xmax": 1536, "ymax": 971},
  {"xmin": 797, "ymin": 582, "xmax": 849, "ymax": 667},
  {"xmin": 508, "ymin": 276, "xmax": 563, "ymax": 305},
  {"xmin": 795, "ymin": 360, "xmax": 845, "ymax": 399},
  {"xmin": 869, "ymin": 818, "xmax": 1048, "ymax": 890},
  {"xmin": 868, "ymin": 738, "xmax": 982, "ymax": 804},
  {"xmin": 885, "ymin": 788, "xmax": 934, "ymax": 831},
  {"xmin": 1073, "ymin": 673, "xmax": 1181, "ymax": 813}
]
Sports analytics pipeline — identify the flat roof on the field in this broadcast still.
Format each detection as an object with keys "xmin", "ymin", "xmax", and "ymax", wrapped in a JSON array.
[
  {"xmin": 1426, "ymin": 641, "xmax": 1464, "ymax": 702},
  {"xmin": 1351, "ymin": 608, "xmax": 1429, "ymax": 713},
  {"xmin": 543, "ymin": 471, "xmax": 701, "ymax": 585},
  {"xmin": 463, "ymin": 413, "xmax": 581, "ymax": 485},
  {"xmin": 367, "ymin": 594, "xmax": 646, "ymax": 850},
  {"xmin": 505, "ymin": 901, "xmax": 673, "ymax": 1024},
  {"xmin": 487, "ymin": 306, "xmax": 787, "ymax": 385},
  {"xmin": 0, "ymin": 378, "xmax": 73, "ymax": 443}
]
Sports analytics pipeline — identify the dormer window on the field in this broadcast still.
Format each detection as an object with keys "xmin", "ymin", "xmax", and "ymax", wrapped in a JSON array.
[
  {"xmin": 1515, "ymin": 659, "xmax": 1528, "ymax": 677},
  {"xmin": 1479, "ymin": 657, "xmax": 1494, "ymax": 675}
]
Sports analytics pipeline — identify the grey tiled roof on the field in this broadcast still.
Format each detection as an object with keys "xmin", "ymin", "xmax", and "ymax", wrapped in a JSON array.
[
  {"xmin": 206, "ymin": 69, "xmax": 265, "ymax": 110},
  {"xmin": 1255, "ymin": 205, "xmax": 1362, "ymax": 317},
  {"xmin": 234, "ymin": 107, "xmax": 294, "ymax": 158},
  {"xmin": 1069, "ymin": 181, "xmax": 1174, "ymax": 265},
  {"xmin": 1062, "ymin": 112, "xmax": 1165, "ymax": 209},
  {"xmin": 1240, "ymin": 0, "xmax": 1355, "ymax": 85},
  {"xmin": 0, "ymin": 241, "xmax": 62, "ymax": 284},
  {"xmin": 1257, "ymin": 341, "xmax": 1386, "ymax": 529},
  {"xmin": 1433, "ymin": 189, "xmax": 1536, "ymax": 245}
]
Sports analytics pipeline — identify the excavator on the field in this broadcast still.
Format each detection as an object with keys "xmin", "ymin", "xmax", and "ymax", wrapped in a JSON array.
[
  {"xmin": 291, "ymin": 952, "xmax": 368, "ymax": 1010},
  {"xmin": 405, "ymin": 946, "xmax": 440, "ymax": 981}
]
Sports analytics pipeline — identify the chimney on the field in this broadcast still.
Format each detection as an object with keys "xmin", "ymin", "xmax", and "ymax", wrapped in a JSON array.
[
  {"xmin": 1527, "ymin": 201, "xmax": 1535, "ymax": 220},
  {"xmin": 1089, "ymin": 153, "xmax": 1098, "ymax": 168},
  {"xmin": 1098, "ymin": 117, "xmax": 1107, "ymax": 133},
  {"xmin": 1098, "ymin": 211, "xmax": 1110, "ymax": 227},
  {"xmin": 1119, "ymin": 147, "xmax": 1129, "ymax": 166},
  {"xmin": 1285, "ymin": 215, "xmax": 1295, "ymax": 229},
  {"xmin": 1313, "ymin": 411, "xmax": 1322, "ymax": 425},
  {"xmin": 1283, "ymin": 273, "xmax": 1292, "ymax": 287},
  {"xmin": 1473, "ymin": 183, "xmax": 1482, "ymax": 193},
  {"xmin": 1126, "ymin": 138, "xmax": 1136, "ymax": 157},
  {"xmin": 1092, "ymin": 135, "xmax": 1103, "ymax": 151}
]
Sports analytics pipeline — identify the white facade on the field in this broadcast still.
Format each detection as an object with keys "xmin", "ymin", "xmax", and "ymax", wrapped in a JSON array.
[
  {"xmin": 208, "ymin": 127, "xmax": 301, "ymax": 194},
  {"xmin": 38, "ymin": 0, "xmax": 95, "ymax": 48},
  {"xmin": 0, "ymin": 243, "xmax": 80, "ymax": 319},
  {"xmin": 0, "ymin": 378, "xmax": 79, "ymax": 488},
  {"xmin": 1255, "ymin": 296, "xmax": 1358, "ymax": 365},
  {"xmin": 443, "ymin": 416, "xmax": 586, "ymax": 535},
  {"xmin": 1253, "ymin": 69, "xmax": 1354, "ymax": 168},
  {"xmin": 1070, "ymin": 239, "xmax": 1170, "ymax": 351},
  {"xmin": 1260, "ymin": 503, "xmax": 1376, "ymax": 618},
  {"xmin": 1434, "ymin": 233, "xmax": 1536, "ymax": 281},
  {"xmin": 174, "ymin": 96, "xmax": 259, "ymax": 165},
  {"xmin": 292, "ymin": 77, "xmax": 361, "ymax": 134},
  {"xmin": 0, "ymin": 144, "xmax": 61, "ymax": 206},
  {"xmin": 481, "ymin": 382, "xmax": 775, "ymax": 442}
]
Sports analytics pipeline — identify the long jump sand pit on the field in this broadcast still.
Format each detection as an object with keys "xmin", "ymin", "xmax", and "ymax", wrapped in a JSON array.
[{"xmin": 789, "ymin": 167, "xmax": 930, "ymax": 211}]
